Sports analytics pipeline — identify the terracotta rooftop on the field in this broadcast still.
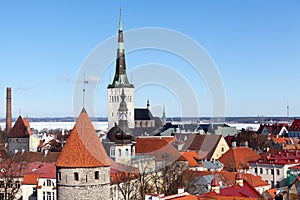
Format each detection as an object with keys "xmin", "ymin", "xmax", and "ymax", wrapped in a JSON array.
[
  {"xmin": 136, "ymin": 137, "xmax": 186, "ymax": 162},
  {"xmin": 218, "ymin": 147, "xmax": 260, "ymax": 171},
  {"xmin": 56, "ymin": 109, "xmax": 111, "ymax": 168},
  {"xmin": 216, "ymin": 170, "xmax": 269, "ymax": 188},
  {"xmin": 23, "ymin": 174, "xmax": 40, "ymax": 185},
  {"xmin": 181, "ymin": 151, "xmax": 201, "ymax": 167},
  {"xmin": 160, "ymin": 192, "xmax": 198, "ymax": 200},
  {"xmin": 23, "ymin": 117, "xmax": 32, "ymax": 136},
  {"xmin": 7, "ymin": 116, "xmax": 29, "ymax": 138},
  {"xmin": 272, "ymin": 137, "xmax": 291, "ymax": 144}
]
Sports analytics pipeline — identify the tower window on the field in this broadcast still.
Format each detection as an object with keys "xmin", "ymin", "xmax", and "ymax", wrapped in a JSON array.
[
  {"xmin": 74, "ymin": 172, "xmax": 79, "ymax": 181},
  {"xmin": 58, "ymin": 172, "xmax": 61, "ymax": 181},
  {"xmin": 125, "ymin": 148, "xmax": 129, "ymax": 156},
  {"xmin": 85, "ymin": 175, "xmax": 88, "ymax": 183},
  {"xmin": 110, "ymin": 146, "xmax": 115, "ymax": 157},
  {"xmin": 95, "ymin": 171, "xmax": 99, "ymax": 180},
  {"xmin": 118, "ymin": 149, "xmax": 121, "ymax": 157}
]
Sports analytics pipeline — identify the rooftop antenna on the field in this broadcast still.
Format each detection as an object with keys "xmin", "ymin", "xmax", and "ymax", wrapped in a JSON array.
[{"xmin": 287, "ymin": 105, "xmax": 290, "ymax": 118}]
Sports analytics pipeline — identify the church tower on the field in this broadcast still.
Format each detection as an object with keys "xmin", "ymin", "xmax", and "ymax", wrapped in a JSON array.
[
  {"xmin": 56, "ymin": 108, "xmax": 111, "ymax": 200},
  {"xmin": 107, "ymin": 9, "xmax": 134, "ymax": 130}
]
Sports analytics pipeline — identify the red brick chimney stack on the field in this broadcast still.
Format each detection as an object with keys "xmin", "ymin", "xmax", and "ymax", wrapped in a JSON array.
[{"xmin": 6, "ymin": 87, "xmax": 12, "ymax": 132}]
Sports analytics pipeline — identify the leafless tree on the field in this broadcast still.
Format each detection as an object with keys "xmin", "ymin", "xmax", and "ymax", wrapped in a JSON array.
[{"xmin": 0, "ymin": 152, "xmax": 25, "ymax": 200}]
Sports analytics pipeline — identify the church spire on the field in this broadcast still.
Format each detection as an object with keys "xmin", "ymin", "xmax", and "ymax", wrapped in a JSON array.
[{"xmin": 108, "ymin": 8, "xmax": 133, "ymax": 88}]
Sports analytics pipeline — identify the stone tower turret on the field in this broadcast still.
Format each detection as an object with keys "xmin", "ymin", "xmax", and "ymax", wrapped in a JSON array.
[{"xmin": 56, "ymin": 108, "xmax": 111, "ymax": 200}]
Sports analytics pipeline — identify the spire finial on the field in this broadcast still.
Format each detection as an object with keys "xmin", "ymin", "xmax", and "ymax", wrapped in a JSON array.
[
  {"xmin": 147, "ymin": 98, "xmax": 150, "ymax": 110},
  {"xmin": 119, "ymin": 7, "xmax": 122, "ymax": 31}
]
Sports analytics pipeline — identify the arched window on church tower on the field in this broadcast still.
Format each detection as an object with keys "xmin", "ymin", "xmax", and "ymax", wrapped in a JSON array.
[
  {"xmin": 110, "ymin": 146, "xmax": 115, "ymax": 157},
  {"xmin": 118, "ymin": 149, "xmax": 121, "ymax": 157}
]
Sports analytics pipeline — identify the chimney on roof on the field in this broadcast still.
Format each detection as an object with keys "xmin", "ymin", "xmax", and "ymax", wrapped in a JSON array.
[
  {"xmin": 6, "ymin": 87, "xmax": 12, "ymax": 132},
  {"xmin": 44, "ymin": 149, "xmax": 49, "ymax": 157},
  {"xmin": 178, "ymin": 187, "xmax": 184, "ymax": 194},
  {"xmin": 235, "ymin": 172, "xmax": 243, "ymax": 187},
  {"xmin": 211, "ymin": 177, "xmax": 220, "ymax": 194},
  {"xmin": 232, "ymin": 141, "xmax": 236, "ymax": 149}
]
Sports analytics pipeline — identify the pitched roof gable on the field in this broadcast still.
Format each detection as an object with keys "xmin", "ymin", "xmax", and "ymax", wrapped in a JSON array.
[
  {"xmin": 7, "ymin": 116, "xmax": 29, "ymax": 138},
  {"xmin": 134, "ymin": 108, "xmax": 154, "ymax": 120},
  {"xmin": 56, "ymin": 109, "xmax": 111, "ymax": 168},
  {"xmin": 289, "ymin": 119, "xmax": 300, "ymax": 131},
  {"xmin": 182, "ymin": 134, "xmax": 222, "ymax": 159},
  {"xmin": 181, "ymin": 151, "xmax": 201, "ymax": 167}
]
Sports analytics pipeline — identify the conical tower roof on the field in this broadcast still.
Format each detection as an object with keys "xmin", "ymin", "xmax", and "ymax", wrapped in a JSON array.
[
  {"xmin": 56, "ymin": 108, "xmax": 111, "ymax": 167},
  {"xmin": 7, "ymin": 116, "xmax": 29, "ymax": 138}
]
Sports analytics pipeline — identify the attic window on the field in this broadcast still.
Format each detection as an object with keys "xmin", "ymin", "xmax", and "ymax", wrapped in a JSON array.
[{"xmin": 74, "ymin": 172, "xmax": 79, "ymax": 181}]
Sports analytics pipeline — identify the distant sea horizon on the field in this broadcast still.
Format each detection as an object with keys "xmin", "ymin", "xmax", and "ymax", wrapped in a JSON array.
[{"xmin": 0, "ymin": 116, "xmax": 296, "ymax": 132}]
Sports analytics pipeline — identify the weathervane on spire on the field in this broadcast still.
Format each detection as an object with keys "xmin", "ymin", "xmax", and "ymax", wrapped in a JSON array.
[{"xmin": 83, "ymin": 73, "xmax": 88, "ymax": 108}]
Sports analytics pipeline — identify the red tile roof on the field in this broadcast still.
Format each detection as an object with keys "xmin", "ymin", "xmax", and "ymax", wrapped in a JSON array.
[
  {"xmin": 136, "ymin": 137, "xmax": 186, "ymax": 162},
  {"xmin": 160, "ymin": 192, "xmax": 198, "ymax": 200},
  {"xmin": 218, "ymin": 147, "xmax": 260, "ymax": 171},
  {"xmin": 199, "ymin": 179, "xmax": 260, "ymax": 198},
  {"xmin": 272, "ymin": 137, "xmax": 291, "ymax": 144},
  {"xmin": 289, "ymin": 119, "xmax": 300, "ymax": 131},
  {"xmin": 23, "ymin": 117, "xmax": 32, "ymax": 136},
  {"xmin": 249, "ymin": 149, "xmax": 300, "ymax": 165},
  {"xmin": 22, "ymin": 163, "xmax": 56, "ymax": 186},
  {"xmin": 23, "ymin": 174, "xmax": 40, "ymax": 185},
  {"xmin": 110, "ymin": 160, "xmax": 139, "ymax": 184},
  {"xmin": 56, "ymin": 109, "xmax": 111, "ymax": 167},
  {"xmin": 181, "ymin": 151, "xmax": 201, "ymax": 167},
  {"xmin": 7, "ymin": 116, "xmax": 29, "ymax": 138},
  {"xmin": 216, "ymin": 170, "xmax": 269, "ymax": 188}
]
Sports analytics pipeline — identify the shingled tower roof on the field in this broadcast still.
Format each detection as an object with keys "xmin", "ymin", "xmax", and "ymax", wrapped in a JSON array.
[{"xmin": 56, "ymin": 108, "xmax": 111, "ymax": 167}]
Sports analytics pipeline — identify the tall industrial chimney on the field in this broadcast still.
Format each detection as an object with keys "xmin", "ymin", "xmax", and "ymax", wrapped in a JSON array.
[{"xmin": 6, "ymin": 87, "xmax": 12, "ymax": 132}]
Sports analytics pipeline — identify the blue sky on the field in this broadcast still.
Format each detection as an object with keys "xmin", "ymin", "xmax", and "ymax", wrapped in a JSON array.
[{"xmin": 0, "ymin": 1, "xmax": 299, "ymax": 118}]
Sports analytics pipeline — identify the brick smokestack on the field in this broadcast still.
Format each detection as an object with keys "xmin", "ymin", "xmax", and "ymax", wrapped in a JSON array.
[{"xmin": 6, "ymin": 87, "xmax": 12, "ymax": 132}]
